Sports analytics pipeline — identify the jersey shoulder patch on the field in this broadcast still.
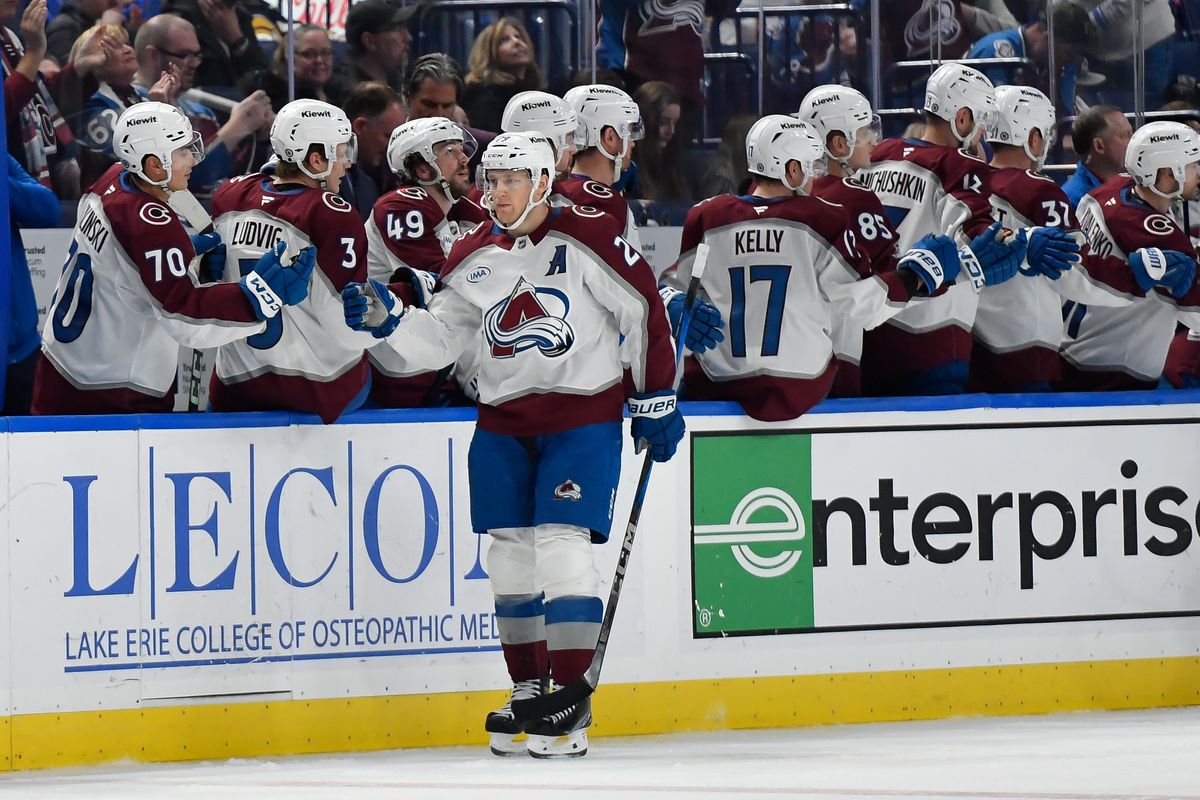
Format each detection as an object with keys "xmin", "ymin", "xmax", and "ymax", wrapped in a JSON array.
[{"xmin": 321, "ymin": 191, "xmax": 354, "ymax": 214}]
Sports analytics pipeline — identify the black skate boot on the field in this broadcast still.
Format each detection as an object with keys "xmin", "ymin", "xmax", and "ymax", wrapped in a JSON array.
[
  {"xmin": 485, "ymin": 677, "xmax": 547, "ymax": 756},
  {"xmin": 526, "ymin": 695, "xmax": 592, "ymax": 758}
]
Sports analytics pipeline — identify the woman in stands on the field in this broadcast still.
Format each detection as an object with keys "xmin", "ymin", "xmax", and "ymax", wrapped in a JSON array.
[
  {"xmin": 632, "ymin": 80, "xmax": 690, "ymax": 202},
  {"xmin": 239, "ymin": 25, "xmax": 350, "ymax": 113},
  {"xmin": 460, "ymin": 17, "xmax": 545, "ymax": 132}
]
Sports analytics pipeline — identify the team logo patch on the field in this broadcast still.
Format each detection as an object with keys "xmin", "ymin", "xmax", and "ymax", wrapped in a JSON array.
[
  {"xmin": 322, "ymin": 192, "xmax": 353, "ymax": 213},
  {"xmin": 571, "ymin": 204, "xmax": 606, "ymax": 219},
  {"xmin": 467, "ymin": 266, "xmax": 491, "ymax": 283},
  {"xmin": 398, "ymin": 187, "xmax": 429, "ymax": 201},
  {"xmin": 1144, "ymin": 215, "xmax": 1176, "ymax": 236},
  {"xmin": 582, "ymin": 180, "xmax": 614, "ymax": 200},
  {"xmin": 484, "ymin": 277, "xmax": 575, "ymax": 358},
  {"xmin": 555, "ymin": 480, "xmax": 582, "ymax": 501},
  {"xmin": 139, "ymin": 203, "xmax": 173, "ymax": 226},
  {"xmin": 993, "ymin": 39, "xmax": 1015, "ymax": 58}
]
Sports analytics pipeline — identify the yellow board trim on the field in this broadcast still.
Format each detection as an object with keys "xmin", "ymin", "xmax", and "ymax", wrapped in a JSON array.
[{"xmin": 7, "ymin": 656, "xmax": 1200, "ymax": 771}]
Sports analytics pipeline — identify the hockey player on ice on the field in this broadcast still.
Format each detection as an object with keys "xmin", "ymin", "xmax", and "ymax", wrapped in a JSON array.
[
  {"xmin": 859, "ymin": 63, "xmax": 1080, "ymax": 396},
  {"xmin": 364, "ymin": 117, "xmax": 478, "ymax": 407},
  {"xmin": 342, "ymin": 132, "xmax": 683, "ymax": 758},
  {"xmin": 208, "ymin": 99, "xmax": 373, "ymax": 423},
  {"xmin": 1061, "ymin": 121, "xmax": 1200, "ymax": 390},
  {"xmin": 977, "ymin": 85, "xmax": 1162, "ymax": 393},
  {"xmin": 667, "ymin": 115, "xmax": 1025, "ymax": 421},
  {"xmin": 32, "ymin": 102, "xmax": 314, "ymax": 415}
]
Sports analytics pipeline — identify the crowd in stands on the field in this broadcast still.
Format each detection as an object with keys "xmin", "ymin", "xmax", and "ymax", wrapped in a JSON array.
[{"xmin": 7, "ymin": 0, "xmax": 1200, "ymax": 416}]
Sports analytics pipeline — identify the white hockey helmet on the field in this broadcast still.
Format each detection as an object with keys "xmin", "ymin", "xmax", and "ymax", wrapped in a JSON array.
[
  {"xmin": 386, "ymin": 117, "xmax": 477, "ymax": 199},
  {"xmin": 924, "ymin": 63, "xmax": 997, "ymax": 146},
  {"xmin": 563, "ymin": 83, "xmax": 644, "ymax": 180},
  {"xmin": 112, "ymin": 102, "xmax": 205, "ymax": 187},
  {"xmin": 796, "ymin": 85, "xmax": 881, "ymax": 173},
  {"xmin": 745, "ymin": 115, "xmax": 828, "ymax": 195},
  {"xmin": 501, "ymin": 91, "xmax": 585, "ymax": 169},
  {"xmin": 1125, "ymin": 121, "xmax": 1200, "ymax": 200},
  {"xmin": 270, "ymin": 99, "xmax": 357, "ymax": 185},
  {"xmin": 477, "ymin": 132, "xmax": 557, "ymax": 231},
  {"xmin": 987, "ymin": 85, "xmax": 1056, "ymax": 168}
]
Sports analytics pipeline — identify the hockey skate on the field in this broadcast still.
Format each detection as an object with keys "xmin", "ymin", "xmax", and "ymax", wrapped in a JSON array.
[
  {"xmin": 526, "ymin": 695, "xmax": 592, "ymax": 758},
  {"xmin": 485, "ymin": 677, "xmax": 547, "ymax": 756}
]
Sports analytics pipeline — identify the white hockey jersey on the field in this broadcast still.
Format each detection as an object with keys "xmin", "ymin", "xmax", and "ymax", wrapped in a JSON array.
[
  {"xmin": 378, "ymin": 205, "xmax": 676, "ymax": 436},
  {"xmin": 34, "ymin": 164, "xmax": 265, "ymax": 414},
  {"xmin": 209, "ymin": 173, "xmax": 372, "ymax": 423},
  {"xmin": 1061, "ymin": 176, "xmax": 1200, "ymax": 388}
]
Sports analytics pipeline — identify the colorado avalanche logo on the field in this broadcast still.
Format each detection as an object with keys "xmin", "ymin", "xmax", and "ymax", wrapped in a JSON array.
[
  {"xmin": 485, "ymin": 277, "xmax": 575, "ymax": 359},
  {"xmin": 638, "ymin": 0, "xmax": 705, "ymax": 36}
]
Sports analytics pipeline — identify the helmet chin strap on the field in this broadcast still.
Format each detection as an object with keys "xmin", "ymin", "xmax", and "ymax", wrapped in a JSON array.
[
  {"xmin": 1148, "ymin": 165, "xmax": 1187, "ymax": 201},
  {"xmin": 298, "ymin": 142, "xmax": 336, "ymax": 189},
  {"xmin": 598, "ymin": 137, "xmax": 630, "ymax": 182}
]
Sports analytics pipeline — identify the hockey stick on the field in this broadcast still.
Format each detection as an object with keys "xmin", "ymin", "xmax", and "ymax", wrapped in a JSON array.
[
  {"xmin": 511, "ymin": 243, "xmax": 711, "ymax": 723},
  {"xmin": 167, "ymin": 190, "xmax": 213, "ymax": 413}
]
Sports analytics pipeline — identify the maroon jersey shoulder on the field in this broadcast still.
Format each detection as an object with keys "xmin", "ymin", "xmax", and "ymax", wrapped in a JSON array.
[
  {"xmin": 872, "ymin": 138, "xmax": 987, "ymax": 183},
  {"xmin": 814, "ymin": 175, "xmax": 887, "ymax": 213},
  {"xmin": 373, "ymin": 186, "xmax": 446, "ymax": 226},
  {"xmin": 554, "ymin": 175, "xmax": 629, "ymax": 221},
  {"xmin": 1093, "ymin": 176, "xmax": 1192, "ymax": 253},
  {"xmin": 990, "ymin": 168, "xmax": 1073, "ymax": 225},
  {"xmin": 100, "ymin": 170, "xmax": 192, "ymax": 256},
  {"xmin": 549, "ymin": 202, "xmax": 627, "ymax": 252}
]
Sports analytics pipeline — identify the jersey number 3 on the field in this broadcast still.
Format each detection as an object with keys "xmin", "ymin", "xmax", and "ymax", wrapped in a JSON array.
[{"xmin": 728, "ymin": 265, "xmax": 790, "ymax": 357}]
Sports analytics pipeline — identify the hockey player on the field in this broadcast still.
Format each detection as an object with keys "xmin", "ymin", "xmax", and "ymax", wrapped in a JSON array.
[
  {"xmin": 1061, "ymin": 121, "xmax": 1200, "ymax": 390},
  {"xmin": 859, "ymin": 64, "xmax": 1080, "ymax": 396},
  {"xmin": 978, "ymin": 85, "xmax": 1150, "ymax": 393},
  {"xmin": 364, "ymin": 117, "xmax": 477, "ymax": 406},
  {"xmin": 671, "ymin": 115, "xmax": 1024, "ymax": 421},
  {"xmin": 32, "ymin": 102, "xmax": 313, "ymax": 415},
  {"xmin": 343, "ymin": 132, "xmax": 681, "ymax": 758},
  {"xmin": 209, "ymin": 99, "xmax": 372, "ymax": 423}
]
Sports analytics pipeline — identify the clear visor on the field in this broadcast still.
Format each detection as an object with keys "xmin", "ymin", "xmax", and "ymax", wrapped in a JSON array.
[
  {"xmin": 621, "ymin": 118, "xmax": 645, "ymax": 142},
  {"xmin": 1186, "ymin": 161, "xmax": 1200, "ymax": 183},
  {"xmin": 974, "ymin": 106, "xmax": 998, "ymax": 134},
  {"xmin": 176, "ymin": 130, "xmax": 206, "ymax": 165},
  {"xmin": 858, "ymin": 115, "xmax": 883, "ymax": 148},
  {"xmin": 805, "ymin": 154, "xmax": 829, "ymax": 181},
  {"xmin": 433, "ymin": 132, "xmax": 479, "ymax": 163},
  {"xmin": 341, "ymin": 134, "xmax": 358, "ymax": 165},
  {"xmin": 475, "ymin": 165, "xmax": 536, "ymax": 194}
]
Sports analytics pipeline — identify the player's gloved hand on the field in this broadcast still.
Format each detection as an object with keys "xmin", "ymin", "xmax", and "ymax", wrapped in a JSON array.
[
  {"xmin": 1130, "ymin": 247, "xmax": 1198, "ymax": 298},
  {"xmin": 190, "ymin": 231, "xmax": 221, "ymax": 255},
  {"xmin": 389, "ymin": 266, "xmax": 437, "ymax": 309},
  {"xmin": 897, "ymin": 234, "xmax": 961, "ymax": 295},
  {"xmin": 1023, "ymin": 226, "xmax": 1081, "ymax": 279},
  {"xmin": 240, "ymin": 242, "xmax": 316, "ymax": 319},
  {"xmin": 628, "ymin": 390, "xmax": 685, "ymax": 462},
  {"xmin": 961, "ymin": 221, "xmax": 1028, "ymax": 289},
  {"xmin": 197, "ymin": 243, "xmax": 226, "ymax": 283},
  {"xmin": 343, "ymin": 278, "xmax": 404, "ymax": 338},
  {"xmin": 659, "ymin": 286, "xmax": 725, "ymax": 352}
]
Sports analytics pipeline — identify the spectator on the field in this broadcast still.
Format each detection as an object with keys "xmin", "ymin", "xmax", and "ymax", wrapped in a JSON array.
[
  {"xmin": 70, "ymin": 22, "xmax": 147, "ymax": 189},
  {"xmin": 2, "ymin": 0, "xmax": 112, "ymax": 199},
  {"xmin": 5, "ymin": 155, "xmax": 59, "ymax": 415},
  {"xmin": 336, "ymin": 0, "xmax": 416, "ymax": 93},
  {"xmin": 698, "ymin": 112, "xmax": 755, "ymax": 197},
  {"xmin": 404, "ymin": 53, "xmax": 495, "ymax": 159},
  {"xmin": 239, "ymin": 25, "xmax": 350, "ymax": 112},
  {"xmin": 1076, "ymin": 0, "xmax": 1174, "ymax": 104},
  {"xmin": 44, "ymin": 0, "xmax": 117, "ymax": 67},
  {"xmin": 460, "ymin": 17, "xmax": 545, "ymax": 134},
  {"xmin": 133, "ymin": 13, "xmax": 274, "ymax": 201},
  {"xmin": 341, "ymin": 81, "xmax": 407, "ymax": 219},
  {"xmin": 967, "ymin": 3, "xmax": 1097, "ymax": 111},
  {"xmin": 1062, "ymin": 104, "xmax": 1131, "ymax": 208},
  {"xmin": 161, "ymin": 0, "xmax": 266, "ymax": 93},
  {"xmin": 632, "ymin": 80, "xmax": 688, "ymax": 202},
  {"xmin": 568, "ymin": 67, "xmax": 626, "ymax": 92}
]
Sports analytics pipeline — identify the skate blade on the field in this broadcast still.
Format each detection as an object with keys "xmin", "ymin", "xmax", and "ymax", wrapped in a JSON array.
[
  {"xmin": 527, "ymin": 730, "xmax": 588, "ymax": 759},
  {"xmin": 489, "ymin": 732, "xmax": 527, "ymax": 757}
]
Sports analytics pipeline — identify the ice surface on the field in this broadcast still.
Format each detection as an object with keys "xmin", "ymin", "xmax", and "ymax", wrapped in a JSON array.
[{"xmin": 2, "ymin": 707, "xmax": 1197, "ymax": 799}]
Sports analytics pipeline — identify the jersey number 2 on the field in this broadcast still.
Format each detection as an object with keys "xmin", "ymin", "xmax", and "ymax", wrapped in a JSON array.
[{"xmin": 729, "ymin": 265, "xmax": 790, "ymax": 357}]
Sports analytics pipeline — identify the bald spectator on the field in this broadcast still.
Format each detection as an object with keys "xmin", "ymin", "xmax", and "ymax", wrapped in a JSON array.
[
  {"xmin": 336, "ymin": 0, "xmax": 417, "ymax": 93},
  {"xmin": 133, "ymin": 13, "xmax": 273, "ymax": 200},
  {"xmin": 45, "ymin": 0, "xmax": 118, "ymax": 67},
  {"xmin": 1062, "ymin": 105, "xmax": 1132, "ymax": 208},
  {"xmin": 341, "ymin": 82, "xmax": 407, "ymax": 219},
  {"xmin": 161, "ymin": 0, "xmax": 266, "ymax": 92}
]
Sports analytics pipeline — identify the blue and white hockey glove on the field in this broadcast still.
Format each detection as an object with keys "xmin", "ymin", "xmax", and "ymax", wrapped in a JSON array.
[
  {"xmin": 190, "ymin": 231, "xmax": 221, "ymax": 255},
  {"xmin": 628, "ymin": 390, "xmax": 685, "ymax": 463},
  {"xmin": 343, "ymin": 278, "xmax": 404, "ymax": 338},
  {"xmin": 240, "ymin": 242, "xmax": 316, "ymax": 319},
  {"xmin": 897, "ymin": 234, "xmax": 961, "ymax": 295},
  {"xmin": 190, "ymin": 231, "xmax": 225, "ymax": 283},
  {"xmin": 1130, "ymin": 247, "xmax": 1198, "ymax": 298},
  {"xmin": 659, "ymin": 286, "xmax": 725, "ymax": 352},
  {"xmin": 1024, "ymin": 226, "xmax": 1081, "ymax": 279},
  {"xmin": 962, "ymin": 221, "xmax": 1028, "ymax": 288},
  {"xmin": 390, "ymin": 266, "xmax": 437, "ymax": 309}
]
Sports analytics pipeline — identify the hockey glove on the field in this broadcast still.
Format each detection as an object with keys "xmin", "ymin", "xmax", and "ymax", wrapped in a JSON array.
[
  {"xmin": 897, "ymin": 234, "xmax": 961, "ymax": 295},
  {"xmin": 190, "ymin": 231, "xmax": 221, "ymax": 255},
  {"xmin": 343, "ymin": 278, "xmax": 404, "ymax": 338},
  {"xmin": 962, "ymin": 221, "xmax": 1027, "ymax": 288},
  {"xmin": 198, "ymin": 243, "xmax": 226, "ymax": 283},
  {"xmin": 1024, "ymin": 226, "xmax": 1081, "ymax": 279},
  {"xmin": 659, "ymin": 286, "xmax": 725, "ymax": 352},
  {"xmin": 240, "ymin": 242, "xmax": 317, "ymax": 319},
  {"xmin": 1130, "ymin": 247, "xmax": 1198, "ymax": 298},
  {"xmin": 629, "ymin": 390, "xmax": 685, "ymax": 462},
  {"xmin": 389, "ymin": 266, "xmax": 437, "ymax": 309}
]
